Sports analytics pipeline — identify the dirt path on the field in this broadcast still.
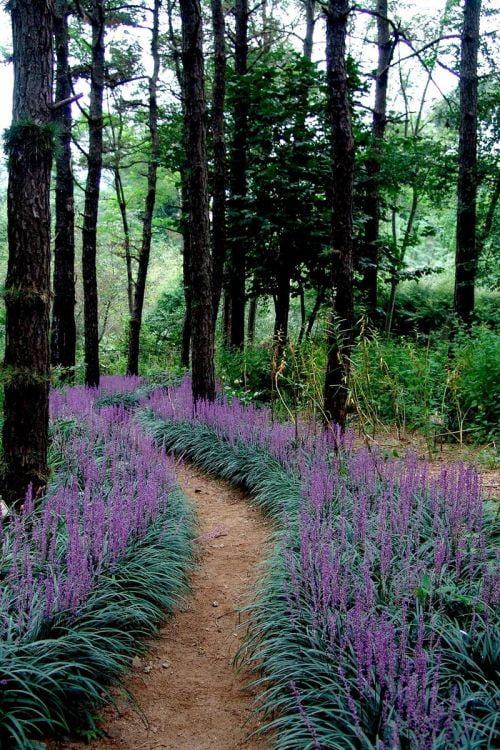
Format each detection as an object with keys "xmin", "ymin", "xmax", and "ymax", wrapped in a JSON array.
[{"xmin": 56, "ymin": 462, "xmax": 272, "ymax": 750}]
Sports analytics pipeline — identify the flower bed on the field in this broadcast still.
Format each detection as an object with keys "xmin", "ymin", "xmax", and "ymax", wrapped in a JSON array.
[
  {"xmin": 0, "ymin": 377, "xmax": 194, "ymax": 749},
  {"xmin": 140, "ymin": 378, "xmax": 499, "ymax": 750}
]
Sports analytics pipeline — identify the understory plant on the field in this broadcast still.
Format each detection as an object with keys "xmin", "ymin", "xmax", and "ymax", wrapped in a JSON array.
[
  {"xmin": 140, "ymin": 377, "xmax": 499, "ymax": 749},
  {"xmin": 215, "ymin": 326, "xmax": 500, "ymax": 447},
  {"xmin": 0, "ymin": 377, "xmax": 194, "ymax": 749}
]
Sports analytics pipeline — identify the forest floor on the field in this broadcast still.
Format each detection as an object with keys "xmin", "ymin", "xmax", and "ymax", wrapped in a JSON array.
[{"xmin": 52, "ymin": 462, "xmax": 272, "ymax": 750}]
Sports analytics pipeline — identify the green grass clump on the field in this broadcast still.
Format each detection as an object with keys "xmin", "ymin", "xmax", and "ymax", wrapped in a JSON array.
[
  {"xmin": 351, "ymin": 326, "xmax": 500, "ymax": 443},
  {"xmin": 137, "ymin": 411, "xmax": 299, "ymax": 521}
]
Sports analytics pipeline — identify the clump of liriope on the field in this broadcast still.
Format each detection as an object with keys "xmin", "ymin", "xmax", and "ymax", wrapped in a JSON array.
[
  {"xmin": 141, "ymin": 377, "xmax": 499, "ymax": 749},
  {"xmin": 0, "ymin": 379, "xmax": 195, "ymax": 749}
]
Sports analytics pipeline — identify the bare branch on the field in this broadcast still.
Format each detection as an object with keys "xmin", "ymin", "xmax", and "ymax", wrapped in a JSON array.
[{"xmin": 50, "ymin": 93, "xmax": 84, "ymax": 111}]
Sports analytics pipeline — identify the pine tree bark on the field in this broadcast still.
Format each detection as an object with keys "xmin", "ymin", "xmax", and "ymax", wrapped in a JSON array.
[
  {"xmin": 82, "ymin": 0, "xmax": 105, "ymax": 388},
  {"xmin": 210, "ymin": 0, "xmax": 227, "ymax": 328},
  {"xmin": 305, "ymin": 287, "xmax": 324, "ymax": 340},
  {"xmin": 454, "ymin": 0, "xmax": 481, "ymax": 325},
  {"xmin": 180, "ymin": 171, "xmax": 192, "ymax": 368},
  {"xmin": 361, "ymin": 0, "xmax": 392, "ymax": 319},
  {"xmin": 297, "ymin": 282, "xmax": 306, "ymax": 344},
  {"xmin": 222, "ymin": 289, "xmax": 232, "ymax": 345},
  {"xmin": 180, "ymin": 281, "xmax": 192, "ymax": 368},
  {"xmin": 2, "ymin": 0, "xmax": 53, "ymax": 506},
  {"xmin": 227, "ymin": 0, "xmax": 249, "ymax": 349},
  {"xmin": 303, "ymin": 0, "xmax": 316, "ymax": 60},
  {"xmin": 127, "ymin": 0, "xmax": 161, "ymax": 376},
  {"xmin": 113, "ymin": 163, "xmax": 133, "ymax": 315},
  {"xmin": 51, "ymin": 0, "xmax": 76, "ymax": 379},
  {"xmin": 180, "ymin": 0, "xmax": 215, "ymax": 402},
  {"xmin": 323, "ymin": 0, "xmax": 355, "ymax": 430}
]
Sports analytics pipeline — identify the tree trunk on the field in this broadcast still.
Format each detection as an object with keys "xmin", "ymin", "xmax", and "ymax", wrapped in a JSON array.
[
  {"xmin": 167, "ymin": 0, "xmax": 192, "ymax": 369},
  {"xmin": 305, "ymin": 287, "xmax": 324, "ymax": 340},
  {"xmin": 180, "ymin": 0, "xmax": 215, "ymax": 402},
  {"xmin": 179, "ymin": 164, "xmax": 192, "ymax": 368},
  {"xmin": 2, "ymin": 0, "xmax": 53, "ymax": 506},
  {"xmin": 181, "ymin": 308, "xmax": 192, "ymax": 368},
  {"xmin": 222, "ymin": 289, "xmax": 232, "ymax": 345},
  {"xmin": 454, "ymin": 0, "xmax": 481, "ymax": 325},
  {"xmin": 247, "ymin": 295, "xmax": 257, "ymax": 342},
  {"xmin": 82, "ymin": 0, "xmax": 105, "ymax": 388},
  {"xmin": 127, "ymin": 0, "xmax": 161, "ymax": 376},
  {"xmin": 113, "ymin": 164, "xmax": 133, "ymax": 315},
  {"xmin": 51, "ymin": 0, "xmax": 76, "ymax": 379},
  {"xmin": 297, "ymin": 282, "xmax": 306, "ymax": 344},
  {"xmin": 180, "ymin": 166, "xmax": 192, "ymax": 367},
  {"xmin": 361, "ymin": 0, "xmax": 392, "ymax": 320},
  {"xmin": 303, "ymin": 0, "xmax": 316, "ymax": 60},
  {"xmin": 210, "ymin": 0, "xmax": 227, "ymax": 328},
  {"xmin": 227, "ymin": 0, "xmax": 249, "ymax": 349},
  {"xmin": 323, "ymin": 0, "xmax": 355, "ymax": 430},
  {"xmin": 385, "ymin": 185, "xmax": 418, "ymax": 334}
]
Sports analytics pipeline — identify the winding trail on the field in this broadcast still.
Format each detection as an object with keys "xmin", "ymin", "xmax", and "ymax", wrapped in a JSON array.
[{"xmin": 59, "ymin": 462, "xmax": 272, "ymax": 750}]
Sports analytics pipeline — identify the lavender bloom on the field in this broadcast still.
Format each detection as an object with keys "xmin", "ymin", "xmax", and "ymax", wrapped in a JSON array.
[{"xmin": 3, "ymin": 377, "xmax": 176, "ymax": 638}]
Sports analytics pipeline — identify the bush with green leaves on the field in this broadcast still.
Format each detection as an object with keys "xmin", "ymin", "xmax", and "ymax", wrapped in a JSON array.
[
  {"xmin": 216, "ymin": 343, "xmax": 273, "ymax": 403},
  {"xmin": 378, "ymin": 276, "xmax": 499, "ymax": 334},
  {"xmin": 351, "ymin": 326, "xmax": 500, "ymax": 443},
  {"xmin": 145, "ymin": 282, "xmax": 186, "ymax": 353},
  {"xmin": 449, "ymin": 325, "xmax": 500, "ymax": 442},
  {"xmin": 216, "ymin": 326, "xmax": 499, "ymax": 445}
]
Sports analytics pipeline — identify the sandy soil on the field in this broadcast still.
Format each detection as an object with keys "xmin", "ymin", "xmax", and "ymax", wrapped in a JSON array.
[{"xmin": 53, "ymin": 462, "xmax": 272, "ymax": 750}]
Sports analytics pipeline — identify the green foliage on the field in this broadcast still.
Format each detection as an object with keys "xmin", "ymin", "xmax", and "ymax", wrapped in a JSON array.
[
  {"xmin": 216, "ymin": 320, "xmax": 499, "ymax": 446},
  {"xmin": 216, "ymin": 344, "xmax": 272, "ymax": 403},
  {"xmin": 145, "ymin": 282, "xmax": 186, "ymax": 352},
  {"xmin": 450, "ymin": 326, "xmax": 500, "ymax": 442},
  {"xmin": 228, "ymin": 48, "xmax": 333, "ymax": 298},
  {"xmin": 351, "ymin": 326, "xmax": 500, "ymax": 443},
  {"xmin": 3, "ymin": 121, "xmax": 59, "ymax": 161},
  {"xmin": 382, "ymin": 276, "xmax": 500, "ymax": 333}
]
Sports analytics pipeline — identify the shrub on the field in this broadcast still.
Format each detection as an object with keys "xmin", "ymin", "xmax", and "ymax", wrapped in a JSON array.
[
  {"xmin": 450, "ymin": 326, "xmax": 500, "ymax": 442},
  {"xmin": 351, "ymin": 326, "xmax": 500, "ymax": 444},
  {"xmin": 379, "ymin": 276, "xmax": 500, "ymax": 334},
  {"xmin": 145, "ymin": 282, "xmax": 186, "ymax": 353},
  {"xmin": 216, "ymin": 343, "xmax": 273, "ymax": 403}
]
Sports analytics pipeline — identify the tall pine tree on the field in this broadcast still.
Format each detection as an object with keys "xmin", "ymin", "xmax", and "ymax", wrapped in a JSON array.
[
  {"xmin": 81, "ymin": 0, "xmax": 105, "ymax": 387},
  {"xmin": 323, "ymin": 0, "xmax": 355, "ymax": 429},
  {"xmin": 2, "ymin": 0, "xmax": 53, "ymax": 506},
  {"xmin": 180, "ymin": 0, "xmax": 215, "ymax": 402},
  {"xmin": 51, "ymin": 0, "xmax": 77, "ymax": 379},
  {"xmin": 454, "ymin": 0, "xmax": 481, "ymax": 324}
]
